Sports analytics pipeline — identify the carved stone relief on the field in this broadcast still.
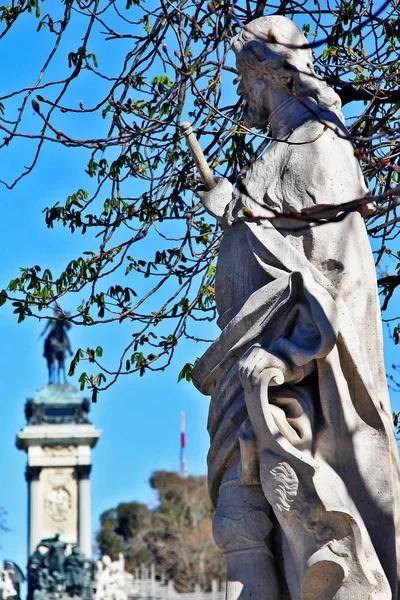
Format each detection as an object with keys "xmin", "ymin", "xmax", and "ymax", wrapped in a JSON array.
[
  {"xmin": 41, "ymin": 467, "xmax": 77, "ymax": 543},
  {"xmin": 45, "ymin": 486, "xmax": 72, "ymax": 526},
  {"xmin": 42, "ymin": 445, "xmax": 76, "ymax": 457}
]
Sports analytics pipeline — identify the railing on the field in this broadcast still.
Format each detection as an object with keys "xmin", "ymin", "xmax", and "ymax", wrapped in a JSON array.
[{"xmin": 124, "ymin": 565, "xmax": 225, "ymax": 600}]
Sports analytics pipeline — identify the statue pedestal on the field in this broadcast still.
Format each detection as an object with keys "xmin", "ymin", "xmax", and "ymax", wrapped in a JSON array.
[{"xmin": 16, "ymin": 384, "xmax": 101, "ymax": 559}]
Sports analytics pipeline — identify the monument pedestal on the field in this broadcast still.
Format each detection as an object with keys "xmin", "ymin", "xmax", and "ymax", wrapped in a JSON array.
[{"xmin": 16, "ymin": 384, "xmax": 101, "ymax": 559}]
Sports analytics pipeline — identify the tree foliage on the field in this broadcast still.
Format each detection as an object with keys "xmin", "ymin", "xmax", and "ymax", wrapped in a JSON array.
[
  {"xmin": 97, "ymin": 502, "xmax": 152, "ymax": 573},
  {"xmin": 0, "ymin": 0, "xmax": 399, "ymax": 399},
  {"xmin": 96, "ymin": 471, "xmax": 225, "ymax": 592}
]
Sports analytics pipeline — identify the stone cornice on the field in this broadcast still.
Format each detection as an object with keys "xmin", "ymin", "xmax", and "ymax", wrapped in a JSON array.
[{"xmin": 16, "ymin": 424, "xmax": 102, "ymax": 452}]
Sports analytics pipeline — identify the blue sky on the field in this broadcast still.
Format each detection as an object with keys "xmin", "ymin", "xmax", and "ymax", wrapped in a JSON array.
[
  {"xmin": 0, "ymin": 3, "xmax": 215, "ymax": 572},
  {"xmin": 0, "ymin": 1, "xmax": 398, "ymax": 578}
]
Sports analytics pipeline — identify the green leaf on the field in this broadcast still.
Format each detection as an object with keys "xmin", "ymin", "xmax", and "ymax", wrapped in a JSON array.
[
  {"xmin": 206, "ymin": 264, "xmax": 216, "ymax": 278},
  {"xmin": 78, "ymin": 372, "xmax": 87, "ymax": 391},
  {"xmin": 178, "ymin": 362, "xmax": 193, "ymax": 383}
]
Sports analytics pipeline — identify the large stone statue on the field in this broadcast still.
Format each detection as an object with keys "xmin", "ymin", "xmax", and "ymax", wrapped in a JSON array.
[
  {"xmin": 95, "ymin": 555, "xmax": 127, "ymax": 600},
  {"xmin": 192, "ymin": 16, "xmax": 400, "ymax": 599},
  {"xmin": 0, "ymin": 561, "xmax": 24, "ymax": 600},
  {"xmin": 41, "ymin": 313, "xmax": 73, "ymax": 384}
]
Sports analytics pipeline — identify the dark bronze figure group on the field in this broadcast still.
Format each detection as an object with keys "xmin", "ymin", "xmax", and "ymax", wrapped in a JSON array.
[{"xmin": 28, "ymin": 535, "xmax": 92, "ymax": 600}]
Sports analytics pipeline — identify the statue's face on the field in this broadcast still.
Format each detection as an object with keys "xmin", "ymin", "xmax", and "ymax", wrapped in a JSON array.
[{"xmin": 236, "ymin": 57, "xmax": 271, "ymax": 129}]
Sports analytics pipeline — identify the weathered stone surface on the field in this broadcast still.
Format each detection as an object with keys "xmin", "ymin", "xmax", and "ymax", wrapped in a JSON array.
[{"xmin": 193, "ymin": 15, "xmax": 400, "ymax": 599}]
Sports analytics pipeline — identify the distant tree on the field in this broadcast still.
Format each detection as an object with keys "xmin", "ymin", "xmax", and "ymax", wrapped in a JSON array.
[
  {"xmin": 147, "ymin": 471, "xmax": 224, "ymax": 592},
  {"xmin": 97, "ymin": 503, "xmax": 152, "ymax": 572},
  {"xmin": 96, "ymin": 471, "xmax": 225, "ymax": 591},
  {"xmin": 0, "ymin": 0, "xmax": 399, "ymax": 400}
]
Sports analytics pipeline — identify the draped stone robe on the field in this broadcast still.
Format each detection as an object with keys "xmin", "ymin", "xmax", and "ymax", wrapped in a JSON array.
[{"xmin": 192, "ymin": 108, "xmax": 400, "ymax": 599}]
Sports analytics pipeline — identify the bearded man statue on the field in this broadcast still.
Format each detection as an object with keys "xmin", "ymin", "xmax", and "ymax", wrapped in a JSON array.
[{"xmin": 192, "ymin": 15, "xmax": 400, "ymax": 600}]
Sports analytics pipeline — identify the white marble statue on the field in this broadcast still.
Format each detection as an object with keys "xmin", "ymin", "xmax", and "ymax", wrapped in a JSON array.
[
  {"xmin": 0, "ymin": 568, "xmax": 17, "ymax": 600},
  {"xmin": 192, "ymin": 15, "xmax": 400, "ymax": 600},
  {"xmin": 95, "ymin": 555, "xmax": 127, "ymax": 600}
]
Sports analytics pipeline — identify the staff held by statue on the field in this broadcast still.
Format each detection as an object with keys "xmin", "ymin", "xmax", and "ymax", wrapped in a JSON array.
[{"xmin": 181, "ymin": 122, "xmax": 217, "ymax": 192}]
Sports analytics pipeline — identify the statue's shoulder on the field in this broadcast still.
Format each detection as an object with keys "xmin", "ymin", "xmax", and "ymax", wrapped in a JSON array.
[
  {"xmin": 281, "ymin": 117, "xmax": 368, "ymax": 203},
  {"xmin": 289, "ymin": 118, "xmax": 344, "ymax": 146},
  {"xmin": 240, "ymin": 141, "xmax": 286, "ymax": 187},
  {"xmin": 286, "ymin": 118, "xmax": 357, "ymax": 169}
]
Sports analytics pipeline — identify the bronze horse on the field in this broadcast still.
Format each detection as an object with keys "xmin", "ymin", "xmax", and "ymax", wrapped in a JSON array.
[{"xmin": 41, "ymin": 315, "xmax": 73, "ymax": 384}]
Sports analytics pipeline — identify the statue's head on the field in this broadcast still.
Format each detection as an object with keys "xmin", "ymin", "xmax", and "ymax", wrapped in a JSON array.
[
  {"xmin": 102, "ymin": 556, "xmax": 112, "ymax": 567},
  {"xmin": 231, "ymin": 16, "xmax": 343, "ymax": 128}
]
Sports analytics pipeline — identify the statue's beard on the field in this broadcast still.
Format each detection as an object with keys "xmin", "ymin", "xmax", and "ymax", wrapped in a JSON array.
[{"xmin": 243, "ymin": 103, "xmax": 269, "ymax": 130}]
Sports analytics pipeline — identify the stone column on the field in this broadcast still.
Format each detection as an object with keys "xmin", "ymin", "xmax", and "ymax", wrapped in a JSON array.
[
  {"xmin": 26, "ymin": 466, "xmax": 42, "ymax": 556},
  {"xmin": 77, "ymin": 465, "xmax": 92, "ymax": 558}
]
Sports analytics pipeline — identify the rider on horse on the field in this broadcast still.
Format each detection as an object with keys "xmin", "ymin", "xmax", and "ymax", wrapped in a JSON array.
[{"xmin": 41, "ymin": 313, "xmax": 73, "ymax": 384}]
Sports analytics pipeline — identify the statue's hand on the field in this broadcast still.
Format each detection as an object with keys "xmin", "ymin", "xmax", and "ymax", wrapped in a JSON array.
[
  {"xmin": 196, "ymin": 177, "xmax": 233, "ymax": 221},
  {"xmin": 238, "ymin": 344, "xmax": 287, "ymax": 393}
]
